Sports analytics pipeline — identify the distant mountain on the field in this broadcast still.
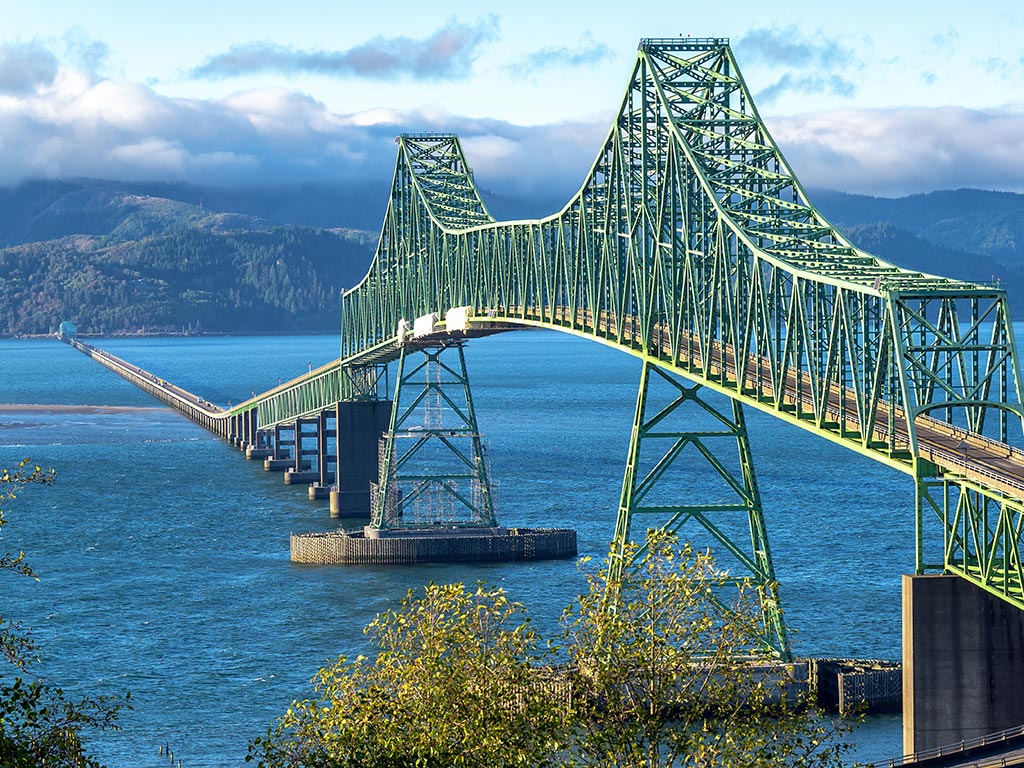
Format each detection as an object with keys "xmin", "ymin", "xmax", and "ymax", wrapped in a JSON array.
[
  {"xmin": 0, "ymin": 178, "xmax": 390, "ymax": 245},
  {"xmin": 0, "ymin": 227, "xmax": 374, "ymax": 336},
  {"xmin": 0, "ymin": 180, "xmax": 379, "ymax": 336},
  {"xmin": 836, "ymin": 221, "xmax": 1023, "ymax": 287},
  {"xmin": 2, "ymin": 179, "xmax": 1024, "ymax": 336},
  {"xmin": 812, "ymin": 188, "xmax": 1024, "ymax": 269}
]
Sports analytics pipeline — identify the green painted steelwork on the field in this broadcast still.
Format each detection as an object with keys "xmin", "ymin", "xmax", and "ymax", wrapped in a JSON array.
[
  {"xmin": 334, "ymin": 39, "xmax": 1024, "ymax": 616},
  {"xmin": 372, "ymin": 341, "xmax": 496, "ymax": 529},
  {"xmin": 611, "ymin": 360, "xmax": 789, "ymax": 658},
  {"xmin": 65, "ymin": 39, "xmax": 1024, "ymax": 631}
]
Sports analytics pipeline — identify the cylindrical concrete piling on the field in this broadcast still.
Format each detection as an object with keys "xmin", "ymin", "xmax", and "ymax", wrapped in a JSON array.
[{"xmin": 309, "ymin": 483, "xmax": 332, "ymax": 500}]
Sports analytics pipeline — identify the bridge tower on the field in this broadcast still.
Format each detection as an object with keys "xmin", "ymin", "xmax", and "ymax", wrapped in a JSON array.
[
  {"xmin": 63, "ymin": 36, "xmax": 1024, "ymax": 752},
  {"xmin": 612, "ymin": 361, "xmax": 789, "ymax": 659},
  {"xmin": 372, "ymin": 339, "xmax": 496, "ymax": 530}
]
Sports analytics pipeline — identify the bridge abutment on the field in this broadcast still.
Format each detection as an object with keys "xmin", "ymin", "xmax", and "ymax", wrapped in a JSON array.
[{"xmin": 903, "ymin": 574, "xmax": 1024, "ymax": 753}]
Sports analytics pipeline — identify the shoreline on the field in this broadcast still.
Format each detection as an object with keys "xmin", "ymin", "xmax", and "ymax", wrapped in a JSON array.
[
  {"xmin": 0, "ymin": 403, "xmax": 171, "ymax": 414},
  {"xmin": 3, "ymin": 329, "xmax": 339, "ymax": 340}
]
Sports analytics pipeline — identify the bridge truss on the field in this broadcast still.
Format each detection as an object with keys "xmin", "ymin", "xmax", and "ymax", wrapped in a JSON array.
[
  {"xmin": 74, "ymin": 38, "xmax": 1024, "ymax": 660},
  {"xmin": 329, "ymin": 38, "xmax": 1024, "ymax": 656}
]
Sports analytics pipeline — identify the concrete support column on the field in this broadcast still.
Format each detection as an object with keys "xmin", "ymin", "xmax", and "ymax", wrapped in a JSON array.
[
  {"xmin": 318, "ymin": 410, "xmax": 333, "ymax": 485},
  {"xmin": 285, "ymin": 419, "xmax": 319, "ymax": 485},
  {"xmin": 308, "ymin": 409, "xmax": 337, "ymax": 500},
  {"xmin": 278, "ymin": 424, "xmax": 295, "ymax": 459},
  {"xmin": 246, "ymin": 409, "xmax": 258, "ymax": 448},
  {"xmin": 330, "ymin": 400, "xmax": 392, "ymax": 518},
  {"xmin": 293, "ymin": 419, "xmax": 306, "ymax": 471},
  {"xmin": 903, "ymin": 574, "xmax": 1024, "ymax": 754}
]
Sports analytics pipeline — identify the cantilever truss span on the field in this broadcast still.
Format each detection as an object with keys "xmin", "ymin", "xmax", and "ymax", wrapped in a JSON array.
[
  {"xmin": 68, "ymin": 38, "xmax": 1024, "ymax": 656},
  {"xmin": 332, "ymin": 38, "xmax": 1024, "ymax": 629}
]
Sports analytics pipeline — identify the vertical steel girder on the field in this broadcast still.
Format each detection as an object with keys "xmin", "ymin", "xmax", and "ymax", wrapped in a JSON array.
[
  {"xmin": 372, "ymin": 342, "xmax": 496, "ymax": 530},
  {"xmin": 916, "ymin": 459, "xmax": 1024, "ymax": 602},
  {"xmin": 610, "ymin": 360, "xmax": 790, "ymax": 659}
]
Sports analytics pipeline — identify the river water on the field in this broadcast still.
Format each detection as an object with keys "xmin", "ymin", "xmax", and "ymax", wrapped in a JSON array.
[{"xmin": 0, "ymin": 331, "xmax": 914, "ymax": 766}]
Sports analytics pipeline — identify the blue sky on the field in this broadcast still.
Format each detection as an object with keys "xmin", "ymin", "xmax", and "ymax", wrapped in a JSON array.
[{"xmin": 0, "ymin": 0, "xmax": 1022, "ymax": 198}]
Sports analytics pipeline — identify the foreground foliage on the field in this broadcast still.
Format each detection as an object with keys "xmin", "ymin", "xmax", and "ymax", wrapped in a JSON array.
[
  {"xmin": 566, "ymin": 534, "xmax": 852, "ymax": 767},
  {"xmin": 250, "ymin": 583, "xmax": 562, "ymax": 767},
  {"xmin": 250, "ymin": 532, "xmax": 854, "ymax": 767},
  {"xmin": 0, "ymin": 459, "xmax": 129, "ymax": 768}
]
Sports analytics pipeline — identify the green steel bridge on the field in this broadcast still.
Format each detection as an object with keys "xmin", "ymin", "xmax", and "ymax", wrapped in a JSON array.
[{"xmin": 66, "ymin": 38, "xmax": 1024, "ymax": 664}]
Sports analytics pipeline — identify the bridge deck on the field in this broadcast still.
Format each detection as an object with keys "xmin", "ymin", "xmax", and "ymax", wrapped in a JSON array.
[
  {"xmin": 479, "ymin": 308, "xmax": 1024, "ymax": 501},
  {"xmin": 64, "ymin": 313, "xmax": 1024, "ymax": 507}
]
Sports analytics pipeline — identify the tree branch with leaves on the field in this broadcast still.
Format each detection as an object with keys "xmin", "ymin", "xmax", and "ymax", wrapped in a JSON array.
[
  {"xmin": 0, "ymin": 458, "xmax": 129, "ymax": 768},
  {"xmin": 251, "ymin": 531, "xmax": 857, "ymax": 767}
]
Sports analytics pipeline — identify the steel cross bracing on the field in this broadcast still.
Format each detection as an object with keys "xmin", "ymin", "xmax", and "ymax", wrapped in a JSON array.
[
  {"xmin": 611, "ymin": 360, "xmax": 789, "ymax": 657},
  {"xmin": 372, "ymin": 341, "xmax": 496, "ymax": 530},
  {"xmin": 330, "ymin": 38, "xmax": 1024, "ymax": 617},
  {"xmin": 111, "ymin": 39, "xmax": 1023, "ymax": 631}
]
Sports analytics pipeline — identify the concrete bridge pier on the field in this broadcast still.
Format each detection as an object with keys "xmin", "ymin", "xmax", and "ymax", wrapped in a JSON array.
[
  {"xmin": 903, "ymin": 574, "xmax": 1024, "ymax": 753},
  {"xmin": 330, "ymin": 400, "xmax": 392, "ymax": 518},
  {"xmin": 264, "ymin": 424, "xmax": 295, "ymax": 471},
  {"xmin": 284, "ymin": 418, "xmax": 319, "ymax": 485},
  {"xmin": 246, "ymin": 428, "xmax": 275, "ymax": 460},
  {"xmin": 240, "ymin": 409, "xmax": 257, "ymax": 451},
  {"xmin": 309, "ymin": 409, "xmax": 337, "ymax": 500}
]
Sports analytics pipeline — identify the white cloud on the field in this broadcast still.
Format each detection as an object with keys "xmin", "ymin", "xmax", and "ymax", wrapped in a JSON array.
[
  {"xmin": 768, "ymin": 106, "xmax": 1024, "ymax": 195},
  {"xmin": 108, "ymin": 139, "xmax": 189, "ymax": 173},
  {"xmin": 0, "ymin": 40, "xmax": 58, "ymax": 95},
  {"xmin": 190, "ymin": 17, "xmax": 499, "ymax": 82},
  {"xmin": 0, "ymin": 40, "xmax": 1023, "ymax": 203}
]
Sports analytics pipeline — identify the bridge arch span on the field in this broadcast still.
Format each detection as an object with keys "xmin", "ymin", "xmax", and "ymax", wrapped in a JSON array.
[{"xmin": 61, "ymin": 38, "xmax": 1024, "ymax": 625}]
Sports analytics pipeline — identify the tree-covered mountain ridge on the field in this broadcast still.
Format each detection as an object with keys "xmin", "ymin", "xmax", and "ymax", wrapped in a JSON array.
[
  {"xmin": 0, "ymin": 180, "xmax": 382, "ymax": 336},
  {"xmin": 1, "ymin": 179, "xmax": 1023, "ymax": 336}
]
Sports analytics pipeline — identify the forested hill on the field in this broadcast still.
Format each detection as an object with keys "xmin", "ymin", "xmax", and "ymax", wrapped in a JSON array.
[
  {"xmin": 0, "ymin": 227, "xmax": 374, "ymax": 335},
  {"xmin": 812, "ymin": 188, "xmax": 1024, "ymax": 290},
  {"xmin": 2, "ymin": 179, "xmax": 1024, "ymax": 336},
  {"xmin": 0, "ymin": 181, "xmax": 378, "ymax": 336}
]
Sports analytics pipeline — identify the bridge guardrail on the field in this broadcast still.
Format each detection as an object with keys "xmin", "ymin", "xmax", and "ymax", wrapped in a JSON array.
[{"xmin": 868, "ymin": 721, "xmax": 1024, "ymax": 767}]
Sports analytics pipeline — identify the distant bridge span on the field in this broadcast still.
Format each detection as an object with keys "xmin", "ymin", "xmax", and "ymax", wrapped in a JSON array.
[{"xmin": 68, "ymin": 38, "xmax": 1024, "ymax": 682}]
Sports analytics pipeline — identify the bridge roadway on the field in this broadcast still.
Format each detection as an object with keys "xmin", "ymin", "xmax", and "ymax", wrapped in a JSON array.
[
  {"xmin": 66, "ymin": 307, "xmax": 1024, "ymax": 508},
  {"xmin": 497, "ymin": 306, "xmax": 1024, "ymax": 500}
]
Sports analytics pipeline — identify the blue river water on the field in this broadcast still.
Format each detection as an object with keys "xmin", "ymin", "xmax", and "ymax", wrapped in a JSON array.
[{"xmin": 0, "ymin": 331, "xmax": 916, "ymax": 766}]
